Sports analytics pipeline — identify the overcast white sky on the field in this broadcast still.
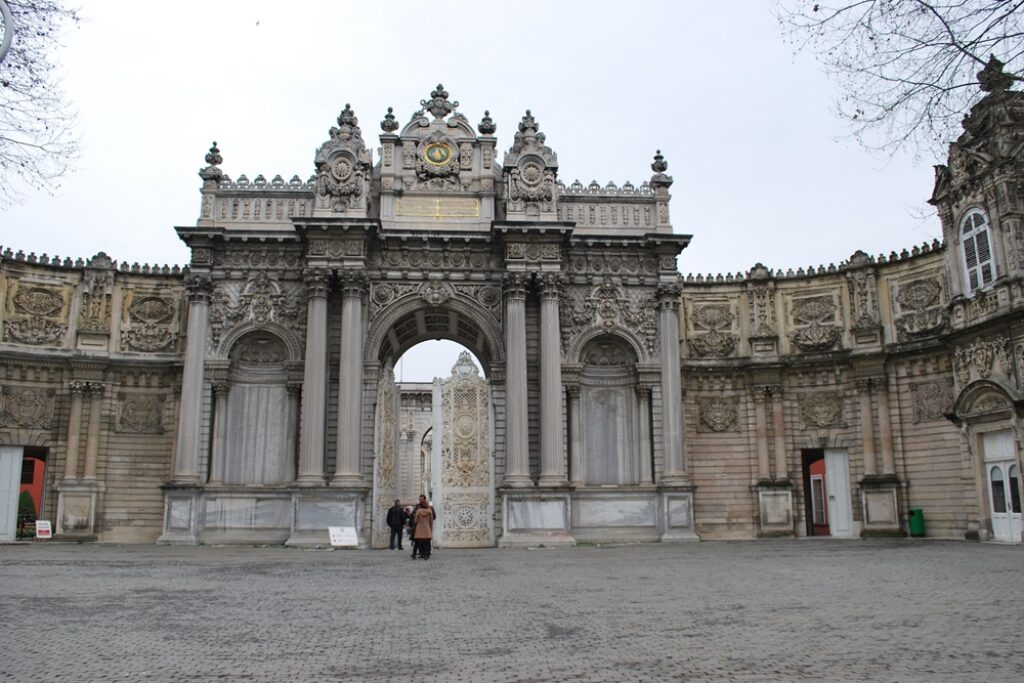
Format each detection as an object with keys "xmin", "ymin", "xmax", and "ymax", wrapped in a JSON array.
[{"xmin": 1, "ymin": 1, "xmax": 948, "ymax": 380}]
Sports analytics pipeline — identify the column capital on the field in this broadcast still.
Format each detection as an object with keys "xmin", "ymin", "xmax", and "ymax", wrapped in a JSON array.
[
  {"xmin": 656, "ymin": 282, "xmax": 682, "ymax": 309},
  {"xmin": 537, "ymin": 272, "xmax": 564, "ymax": 300},
  {"xmin": 566, "ymin": 384, "xmax": 581, "ymax": 399},
  {"xmin": 69, "ymin": 381, "xmax": 90, "ymax": 395},
  {"xmin": 302, "ymin": 267, "xmax": 332, "ymax": 298},
  {"xmin": 84, "ymin": 381, "xmax": 105, "ymax": 397},
  {"xmin": 286, "ymin": 382, "xmax": 302, "ymax": 398},
  {"xmin": 503, "ymin": 272, "xmax": 530, "ymax": 301},
  {"xmin": 634, "ymin": 385, "xmax": 652, "ymax": 399},
  {"xmin": 184, "ymin": 273, "xmax": 214, "ymax": 303},
  {"xmin": 338, "ymin": 270, "xmax": 368, "ymax": 298},
  {"xmin": 750, "ymin": 385, "xmax": 771, "ymax": 402},
  {"xmin": 855, "ymin": 378, "xmax": 873, "ymax": 393},
  {"xmin": 212, "ymin": 382, "xmax": 231, "ymax": 397}
]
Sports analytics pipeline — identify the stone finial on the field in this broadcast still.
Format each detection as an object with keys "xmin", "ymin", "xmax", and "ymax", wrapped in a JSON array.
[
  {"xmin": 478, "ymin": 110, "xmax": 496, "ymax": 135},
  {"xmin": 327, "ymin": 103, "xmax": 364, "ymax": 144},
  {"xmin": 381, "ymin": 106, "xmax": 399, "ymax": 132},
  {"xmin": 337, "ymin": 103, "xmax": 358, "ymax": 128},
  {"xmin": 87, "ymin": 251, "xmax": 114, "ymax": 270},
  {"xmin": 651, "ymin": 150, "xmax": 668, "ymax": 174},
  {"xmin": 205, "ymin": 141, "xmax": 222, "ymax": 167},
  {"xmin": 518, "ymin": 110, "xmax": 538, "ymax": 135},
  {"xmin": 978, "ymin": 54, "xmax": 1014, "ymax": 93},
  {"xmin": 421, "ymin": 83, "xmax": 459, "ymax": 119}
]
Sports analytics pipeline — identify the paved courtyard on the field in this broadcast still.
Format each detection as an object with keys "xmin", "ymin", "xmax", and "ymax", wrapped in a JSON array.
[{"xmin": 0, "ymin": 539, "xmax": 1021, "ymax": 682}]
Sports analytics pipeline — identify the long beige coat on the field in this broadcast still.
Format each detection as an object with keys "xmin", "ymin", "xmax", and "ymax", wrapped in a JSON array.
[{"xmin": 412, "ymin": 507, "xmax": 433, "ymax": 540}]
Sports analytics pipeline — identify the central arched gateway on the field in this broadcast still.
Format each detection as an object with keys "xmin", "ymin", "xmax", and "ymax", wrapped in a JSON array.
[{"xmin": 161, "ymin": 85, "xmax": 697, "ymax": 547}]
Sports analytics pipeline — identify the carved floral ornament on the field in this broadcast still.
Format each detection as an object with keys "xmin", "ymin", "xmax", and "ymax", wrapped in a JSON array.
[
  {"xmin": 0, "ymin": 386, "xmax": 53, "ymax": 429},
  {"xmin": 209, "ymin": 274, "xmax": 305, "ymax": 353},
  {"xmin": 698, "ymin": 396, "xmax": 739, "ymax": 432},
  {"xmin": 788, "ymin": 296, "xmax": 842, "ymax": 352},
  {"xmin": 559, "ymin": 280, "xmax": 659, "ymax": 357},
  {"xmin": 688, "ymin": 304, "xmax": 738, "ymax": 358},
  {"xmin": 797, "ymin": 392, "xmax": 845, "ymax": 429},
  {"xmin": 121, "ymin": 294, "xmax": 178, "ymax": 353},
  {"xmin": 894, "ymin": 276, "xmax": 949, "ymax": 341},
  {"xmin": 3, "ymin": 285, "xmax": 67, "ymax": 346},
  {"xmin": 952, "ymin": 336, "xmax": 1012, "ymax": 387}
]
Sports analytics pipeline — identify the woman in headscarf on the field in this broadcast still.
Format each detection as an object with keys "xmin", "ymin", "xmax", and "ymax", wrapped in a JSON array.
[{"xmin": 411, "ymin": 494, "xmax": 434, "ymax": 560}]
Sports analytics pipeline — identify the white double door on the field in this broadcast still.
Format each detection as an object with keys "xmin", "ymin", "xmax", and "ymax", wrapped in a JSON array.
[
  {"xmin": 983, "ymin": 430, "xmax": 1023, "ymax": 543},
  {"xmin": 0, "ymin": 447, "xmax": 24, "ymax": 542},
  {"xmin": 823, "ymin": 449, "xmax": 855, "ymax": 538}
]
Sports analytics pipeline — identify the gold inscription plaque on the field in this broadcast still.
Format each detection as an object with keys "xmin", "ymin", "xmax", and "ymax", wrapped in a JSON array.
[{"xmin": 396, "ymin": 196, "xmax": 480, "ymax": 220}]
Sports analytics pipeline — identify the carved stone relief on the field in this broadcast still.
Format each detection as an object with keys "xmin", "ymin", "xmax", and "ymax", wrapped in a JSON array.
[
  {"xmin": 121, "ymin": 294, "xmax": 179, "ymax": 352},
  {"xmin": 697, "ymin": 396, "xmax": 739, "ymax": 432},
  {"xmin": 78, "ymin": 270, "xmax": 112, "ymax": 334},
  {"xmin": 372, "ymin": 367, "xmax": 398, "ymax": 549},
  {"xmin": 209, "ymin": 273, "xmax": 305, "ymax": 352},
  {"xmin": 216, "ymin": 246, "xmax": 302, "ymax": 270},
  {"xmin": 894, "ymin": 277, "xmax": 949, "ymax": 341},
  {"xmin": 952, "ymin": 336, "xmax": 1012, "ymax": 388},
  {"xmin": 910, "ymin": 381, "xmax": 954, "ymax": 423},
  {"xmin": 846, "ymin": 263, "xmax": 879, "ymax": 330},
  {"xmin": 3, "ymin": 285, "xmax": 68, "ymax": 345},
  {"xmin": 688, "ymin": 304, "xmax": 738, "ymax": 358},
  {"xmin": 797, "ymin": 392, "xmax": 845, "ymax": 429},
  {"xmin": 0, "ymin": 387, "xmax": 53, "ymax": 429},
  {"xmin": 314, "ymin": 103, "xmax": 371, "ymax": 213},
  {"xmin": 559, "ymin": 280, "xmax": 657, "ymax": 357},
  {"xmin": 116, "ymin": 395, "xmax": 165, "ymax": 433},
  {"xmin": 748, "ymin": 283, "xmax": 776, "ymax": 338},
  {"xmin": 788, "ymin": 296, "xmax": 842, "ymax": 352}
]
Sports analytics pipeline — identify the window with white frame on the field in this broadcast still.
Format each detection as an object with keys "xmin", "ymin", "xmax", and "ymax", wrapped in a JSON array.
[{"xmin": 960, "ymin": 208, "xmax": 995, "ymax": 294}]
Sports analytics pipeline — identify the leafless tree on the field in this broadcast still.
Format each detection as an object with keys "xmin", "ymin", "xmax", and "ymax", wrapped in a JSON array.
[
  {"xmin": 777, "ymin": 1, "xmax": 1024, "ymax": 159},
  {"xmin": 0, "ymin": 0, "xmax": 79, "ymax": 206}
]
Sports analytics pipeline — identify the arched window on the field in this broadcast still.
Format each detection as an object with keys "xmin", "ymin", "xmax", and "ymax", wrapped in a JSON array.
[{"xmin": 960, "ymin": 208, "xmax": 995, "ymax": 294}]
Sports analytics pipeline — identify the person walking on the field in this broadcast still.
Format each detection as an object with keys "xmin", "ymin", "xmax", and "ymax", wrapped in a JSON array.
[
  {"xmin": 411, "ymin": 494, "xmax": 435, "ymax": 560},
  {"xmin": 386, "ymin": 498, "xmax": 407, "ymax": 551}
]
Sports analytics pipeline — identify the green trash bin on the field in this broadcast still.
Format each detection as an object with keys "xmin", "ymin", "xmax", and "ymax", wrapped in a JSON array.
[{"xmin": 908, "ymin": 508, "xmax": 925, "ymax": 537}]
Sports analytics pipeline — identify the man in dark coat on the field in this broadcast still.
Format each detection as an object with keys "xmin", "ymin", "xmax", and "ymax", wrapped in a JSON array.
[{"xmin": 386, "ymin": 499, "xmax": 407, "ymax": 550}]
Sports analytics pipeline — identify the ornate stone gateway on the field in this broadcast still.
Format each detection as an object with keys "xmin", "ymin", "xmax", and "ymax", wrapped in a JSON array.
[{"xmin": 432, "ymin": 352, "xmax": 493, "ymax": 548}]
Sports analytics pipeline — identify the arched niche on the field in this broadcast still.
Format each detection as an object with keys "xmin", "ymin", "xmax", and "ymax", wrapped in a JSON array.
[
  {"xmin": 220, "ymin": 330, "xmax": 295, "ymax": 486},
  {"xmin": 578, "ymin": 335, "xmax": 641, "ymax": 485}
]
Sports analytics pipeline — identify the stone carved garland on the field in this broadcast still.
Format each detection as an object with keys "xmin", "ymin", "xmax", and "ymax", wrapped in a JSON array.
[
  {"xmin": 697, "ymin": 397, "xmax": 739, "ymax": 432},
  {"xmin": 894, "ymin": 277, "xmax": 949, "ymax": 341},
  {"xmin": 209, "ymin": 273, "xmax": 305, "ymax": 352},
  {"xmin": 121, "ymin": 295, "xmax": 178, "ymax": 352},
  {"xmin": 3, "ymin": 286, "xmax": 67, "ymax": 345},
  {"xmin": 789, "ymin": 296, "xmax": 842, "ymax": 352},
  {"xmin": 688, "ymin": 304, "xmax": 738, "ymax": 358},
  {"xmin": 0, "ymin": 387, "xmax": 53, "ymax": 429},
  {"xmin": 117, "ymin": 395, "xmax": 164, "ymax": 433},
  {"xmin": 910, "ymin": 381, "xmax": 954, "ymax": 423},
  {"xmin": 952, "ymin": 336, "xmax": 1012, "ymax": 387},
  {"xmin": 797, "ymin": 392, "xmax": 845, "ymax": 429},
  {"xmin": 559, "ymin": 280, "xmax": 658, "ymax": 357}
]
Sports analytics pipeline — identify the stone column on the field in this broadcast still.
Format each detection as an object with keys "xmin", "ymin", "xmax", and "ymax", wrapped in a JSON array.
[
  {"xmin": 503, "ymin": 273, "xmax": 531, "ymax": 487},
  {"xmin": 173, "ymin": 273, "xmax": 212, "ymax": 483},
  {"xmin": 63, "ymin": 382, "xmax": 87, "ymax": 480},
  {"xmin": 297, "ymin": 268, "xmax": 330, "ymax": 485},
  {"xmin": 752, "ymin": 386, "xmax": 771, "ymax": 481},
  {"xmin": 636, "ymin": 386, "xmax": 654, "ymax": 486},
  {"xmin": 285, "ymin": 383, "xmax": 301, "ymax": 483},
  {"xmin": 82, "ymin": 383, "xmax": 104, "ymax": 480},
  {"xmin": 657, "ymin": 283, "xmax": 686, "ymax": 482},
  {"xmin": 770, "ymin": 386, "xmax": 788, "ymax": 480},
  {"xmin": 207, "ymin": 382, "xmax": 229, "ymax": 484},
  {"xmin": 334, "ymin": 271, "xmax": 366, "ymax": 483},
  {"xmin": 538, "ymin": 274, "xmax": 566, "ymax": 486},
  {"xmin": 567, "ymin": 385, "xmax": 583, "ymax": 487},
  {"xmin": 857, "ymin": 380, "xmax": 878, "ymax": 477},
  {"xmin": 876, "ymin": 379, "xmax": 896, "ymax": 476}
]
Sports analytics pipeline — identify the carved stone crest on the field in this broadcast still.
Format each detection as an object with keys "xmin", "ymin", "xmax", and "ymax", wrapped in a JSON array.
[
  {"xmin": 789, "ymin": 296, "xmax": 842, "ymax": 352},
  {"xmin": 3, "ymin": 286, "xmax": 68, "ymax": 345},
  {"xmin": 797, "ymin": 392, "xmax": 845, "ymax": 429},
  {"xmin": 0, "ymin": 387, "xmax": 53, "ymax": 429},
  {"xmin": 117, "ymin": 395, "xmax": 164, "ymax": 433},
  {"xmin": 910, "ymin": 381, "xmax": 953, "ymax": 423},
  {"xmin": 698, "ymin": 397, "xmax": 738, "ymax": 432},
  {"xmin": 894, "ymin": 277, "xmax": 949, "ymax": 341},
  {"xmin": 121, "ymin": 294, "xmax": 178, "ymax": 352},
  {"xmin": 688, "ymin": 304, "xmax": 738, "ymax": 358}
]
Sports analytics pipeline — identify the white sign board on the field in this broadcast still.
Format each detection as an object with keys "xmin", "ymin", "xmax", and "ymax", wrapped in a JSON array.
[
  {"xmin": 35, "ymin": 520, "xmax": 52, "ymax": 539},
  {"xmin": 328, "ymin": 526, "xmax": 358, "ymax": 547}
]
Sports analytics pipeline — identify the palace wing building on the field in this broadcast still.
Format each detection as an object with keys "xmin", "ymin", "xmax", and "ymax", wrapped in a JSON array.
[{"xmin": 1, "ymin": 76, "xmax": 1022, "ymax": 546}]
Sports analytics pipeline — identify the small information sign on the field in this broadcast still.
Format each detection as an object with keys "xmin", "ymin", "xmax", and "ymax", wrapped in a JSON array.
[
  {"xmin": 35, "ymin": 520, "xmax": 52, "ymax": 539},
  {"xmin": 327, "ymin": 526, "xmax": 358, "ymax": 547}
]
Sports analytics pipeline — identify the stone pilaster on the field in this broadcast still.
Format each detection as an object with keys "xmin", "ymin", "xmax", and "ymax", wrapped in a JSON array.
[
  {"xmin": 63, "ymin": 381, "xmax": 87, "ymax": 480},
  {"xmin": 876, "ymin": 379, "xmax": 896, "ymax": 476},
  {"xmin": 208, "ymin": 382, "xmax": 230, "ymax": 484},
  {"xmin": 172, "ymin": 273, "xmax": 212, "ymax": 483},
  {"xmin": 334, "ymin": 271, "xmax": 366, "ymax": 483},
  {"xmin": 82, "ymin": 382, "xmax": 105, "ymax": 480},
  {"xmin": 538, "ymin": 274, "xmax": 566, "ymax": 487},
  {"xmin": 770, "ymin": 386, "xmax": 788, "ymax": 481},
  {"xmin": 657, "ymin": 283, "xmax": 686, "ymax": 483},
  {"xmin": 751, "ymin": 386, "xmax": 771, "ymax": 482},
  {"xmin": 298, "ymin": 268, "xmax": 330, "ymax": 485},
  {"xmin": 636, "ymin": 386, "xmax": 654, "ymax": 486},
  {"xmin": 567, "ymin": 384, "xmax": 583, "ymax": 487},
  {"xmin": 857, "ymin": 379, "xmax": 878, "ymax": 478},
  {"xmin": 502, "ymin": 273, "xmax": 531, "ymax": 487}
]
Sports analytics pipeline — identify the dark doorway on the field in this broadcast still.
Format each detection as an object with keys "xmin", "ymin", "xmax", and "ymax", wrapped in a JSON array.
[{"xmin": 802, "ymin": 449, "xmax": 829, "ymax": 536}]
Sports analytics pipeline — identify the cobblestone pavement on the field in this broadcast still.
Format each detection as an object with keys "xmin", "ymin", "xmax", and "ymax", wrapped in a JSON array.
[{"xmin": 0, "ymin": 539, "xmax": 1021, "ymax": 682}]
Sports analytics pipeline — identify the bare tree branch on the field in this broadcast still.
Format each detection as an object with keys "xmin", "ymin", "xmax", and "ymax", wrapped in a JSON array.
[
  {"xmin": 0, "ymin": 0, "xmax": 80, "ymax": 207},
  {"xmin": 776, "ymin": 0, "xmax": 1024, "ymax": 159}
]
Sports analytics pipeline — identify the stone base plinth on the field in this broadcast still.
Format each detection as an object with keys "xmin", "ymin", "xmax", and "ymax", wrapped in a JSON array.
[
  {"xmin": 659, "ymin": 486, "xmax": 699, "ymax": 542},
  {"xmin": 754, "ymin": 480, "xmax": 795, "ymax": 538},
  {"xmin": 500, "ymin": 490, "xmax": 574, "ymax": 547},
  {"xmin": 859, "ymin": 476, "xmax": 902, "ymax": 537},
  {"xmin": 55, "ymin": 479, "xmax": 103, "ymax": 540}
]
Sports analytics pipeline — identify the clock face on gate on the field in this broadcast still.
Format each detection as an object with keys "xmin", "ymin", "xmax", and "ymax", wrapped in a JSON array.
[{"xmin": 423, "ymin": 142, "xmax": 453, "ymax": 166}]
